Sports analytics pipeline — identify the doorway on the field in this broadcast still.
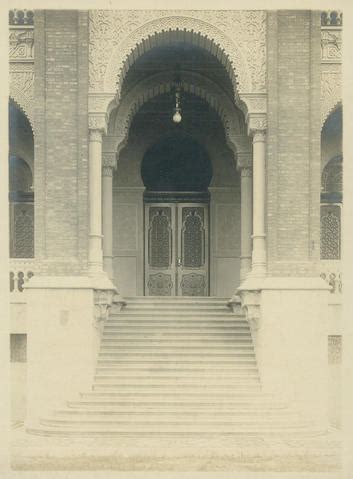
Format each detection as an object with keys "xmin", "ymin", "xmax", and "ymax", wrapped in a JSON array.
[
  {"xmin": 141, "ymin": 133, "xmax": 212, "ymax": 296},
  {"xmin": 144, "ymin": 201, "xmax": 209, "ymax": 296}
]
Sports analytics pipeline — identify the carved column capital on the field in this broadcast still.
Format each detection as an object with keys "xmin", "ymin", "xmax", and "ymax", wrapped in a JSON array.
[
  {"xmin": 240, "ymin": 167, "xmax": 253, "ymax": 178},
  {"xmin": 237, "ymin": 151, "xmax": 252, "ymax": 171},
  {"xmin": 89, "ymin": 128, "xmax": 103, "ymax": 143},
  {"xmin": 88, "ymin": 114, "xmax": 107, "ymax": 135},
  {"xmin": 102, "ymin": 152, "xmax": 116, "ymax": 176},
  {"xmin": 247, "ymin": 113, "xmax": 267, "ymax": 137}
]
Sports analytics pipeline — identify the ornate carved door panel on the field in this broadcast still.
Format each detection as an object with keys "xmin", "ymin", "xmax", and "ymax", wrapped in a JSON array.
[
  {"xmin": 145, "ymin": 204, "xmax": 177, "ymax": 296},
  {"xmin": 145, "ymin": 202, "xmax": 209, "ymax": 296},
  {"xmin": 177, "ymin": 204, "xmax": 209, "ymax": 296}
]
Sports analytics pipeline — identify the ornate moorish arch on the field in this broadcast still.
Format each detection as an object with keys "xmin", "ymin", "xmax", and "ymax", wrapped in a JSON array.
[
  {"xmin": 105, "ymin": 70, "xmax": 248, "ymax": 159},
  {"xmin": 9, "ymin": 74, "xmax": 35, "ymax": 132},
  {"xmin": 321, "ymin": 71, "xmax": 342, "ymax": 129},
  {"xmin": 88, "ymin": 10, "xmax": 267, "ymax": 130}
]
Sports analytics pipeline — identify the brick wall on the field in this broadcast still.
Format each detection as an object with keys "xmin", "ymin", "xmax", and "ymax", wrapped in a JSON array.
[
  {"xmin": 34, "ymin": 11, "xmax": 89, "ymax": 275},
  {"xmin": 266, "ymin": 11, "xmax": 322, "ymax": 276}
]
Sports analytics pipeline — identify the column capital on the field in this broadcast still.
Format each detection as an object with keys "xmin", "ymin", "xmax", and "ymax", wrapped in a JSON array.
[
  {"xmin": 240, "ymin": 167, "xmax": 253, "ymax": 178},
  {"xmin": 252, "ymin": 130, "xmax": 266, "ymax": 143},
  {"xmin": 247, "ymin": 113, "xmax": 267, "ymax": 137},
  {"xmin": 102, "ymin": 152, "xmax": 116, "ymax": 177},
  {"xmin": 237, "ymin": 151, "xmax": 252, "ymax": 171},
  {"xmin": 88, "ymin": 113, "xmax": 107, "ymax": 135}
]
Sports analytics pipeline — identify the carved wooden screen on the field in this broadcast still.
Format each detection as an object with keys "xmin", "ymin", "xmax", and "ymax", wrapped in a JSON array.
[
  {"xmin": 10, "ymin": 202, "xmax": 34, "ymax": 258},
  {"xmin": 145, "ymin": 205, "xmax": 176, "ymax": 296},
  {"xmin": 145, "ymin": 202, "xmax": 209, "ymax": 296},
  {"xmin": 178, "ymin": 204, "xmax": 209, "ymax": 296},
  {"xmin": 320, "ymin": 204, "xmax": 341, "ymax": 260}
]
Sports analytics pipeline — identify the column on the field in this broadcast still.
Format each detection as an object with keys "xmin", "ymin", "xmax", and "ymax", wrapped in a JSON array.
[
  {"xmin": 251, "ymin": 130, "xmax": 267, "ymax": 277},
  {"xmin": 239, "ymin": 165, "xmax": 253, "ymax": 281},
  {"xmin": 102, "ymin": 152, "xmax": 115, "ymax": 279},
  {"xmin": 88, "ymin": 128, "xmax": 104, "ymax": 274}
]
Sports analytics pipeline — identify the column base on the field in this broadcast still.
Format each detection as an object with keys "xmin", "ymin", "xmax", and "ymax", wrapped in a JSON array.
[{"xmin": 103, "ymin": 255, "xmax": 114, "ymax": 280}]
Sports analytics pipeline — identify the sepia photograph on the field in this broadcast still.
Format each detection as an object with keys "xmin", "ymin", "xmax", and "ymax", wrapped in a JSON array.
[{"xmin": 3, "ymin": 1, "xmax": 349, "ymax": 476}]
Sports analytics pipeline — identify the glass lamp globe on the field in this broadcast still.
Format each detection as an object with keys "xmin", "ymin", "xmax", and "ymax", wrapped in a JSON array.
[{"xmin": 173, "ymin": 110, "xmax": 182, "ymax": 123}]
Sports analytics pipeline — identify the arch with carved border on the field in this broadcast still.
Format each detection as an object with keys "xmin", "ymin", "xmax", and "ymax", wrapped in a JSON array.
[
  {"xmin": 106, "ymin": 71, "xmax": 247, "ymax": 158},
  {"xmin": 9, "ymin": 93, "xmax": 34, "ymax": 134},
  {"xmin": 102, "ymin": 17, "xmax": 252, "ymax": 104},
  {"xmin": 9, "ymin": 97, "xmax": 34, "ymax": 174},
  {"xmin": 321, "ymin": 71, "xmax": 342, "ymax": 130},
  {"xmin": 321, "ymin": 100, "xmax": 342, "ymax": 132}
]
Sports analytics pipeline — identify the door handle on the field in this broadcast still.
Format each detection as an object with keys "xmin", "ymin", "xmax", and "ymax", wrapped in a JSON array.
[{"xmin": 177, "ymin": 257, "xmax": 182, "ymax": 267}]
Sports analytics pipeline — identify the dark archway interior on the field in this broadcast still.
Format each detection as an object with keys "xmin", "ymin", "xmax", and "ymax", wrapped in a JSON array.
[
  {"xmin": 121, "ymin": 44, "xmax": 234, "ymax": 99},
  {"xmin": 141, "ymin": 134, "xmax": 212, "ymax": 192}
]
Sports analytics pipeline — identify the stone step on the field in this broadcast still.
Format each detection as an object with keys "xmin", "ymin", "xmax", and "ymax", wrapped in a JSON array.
[
  {"xmin": 98, "ymin": 352, "xmax": 256, "ymax": 359},
  {"xmin": 92, "ymin": 384, "xmax": 261, "ymax": 392},
  {"xmin": 82, "ymin": 391, "xmax": 265, "ymax": 399},
  {"xmin": 28, "ymin": 426, "xmax": 323, "ymax": 438},
  {"xmin": 102, "ymin": 331, "xmax": 252, "ymax": 338},
  {"xmin": 104, "ymin": 324, "xmax": 250, "ymax": 331},
  {"xmin": 70, "ymin": 397, "xmax": 288, "ymax": 408},
  {"xmin": 96, "ymin": 358, "xmax": 257, "ymax": 365},
  {"xmin": 94, "ymin": 374, "xmax": 260, "ymax": 382},
  {"xmin": 110, "ymin": 312, "xmax": 243, "ymax": 318},
  {"xmin": 122, "ymin": 296, "xmax": 229, "ymax": 304},
  {"xmin": 95, "ymin": 366, "xmax": 259, "ymax": 374},
  {"xmin": 100, "ymin": 338, "xmax": 252, "ymax": 345},
  {"xmin": 40, "ymin": 417, "xmax": 310, "ymax": 429},
  {"xmin": 122, "ymin": 304, "xmax": 232, "ymax": 311},
  {"xmin": 60, "ymin": 407, "xmax": 294, "ymax": 416},
  {"xmin": 99, "ymin": 346, "xmax": 254, "ymax": 353}
]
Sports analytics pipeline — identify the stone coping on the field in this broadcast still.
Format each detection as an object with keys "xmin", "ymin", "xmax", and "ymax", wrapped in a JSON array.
[
  {"xmin": 23, "ymin": 275, "xmax": 117, "ymax": 292},
  {"xmin": 238, "ymin": 276, "xmax": 331, "ymax": 292}
]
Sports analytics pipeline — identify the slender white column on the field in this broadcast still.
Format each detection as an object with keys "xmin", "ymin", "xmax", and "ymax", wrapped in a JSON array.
[
  {"xmin": 102, "ymin": 153, "xmax": 115, "ymax": 280},
  {"xmin": 240, "ymin": 166, "xmax": 253, "ymax": 281},
  {"xmin": 88, "ymin": 129, "xmax": 104, "ymax": 273},
  {"xmin": 251, "ymin": 130, "xmax": 267, "ymax": 277}
]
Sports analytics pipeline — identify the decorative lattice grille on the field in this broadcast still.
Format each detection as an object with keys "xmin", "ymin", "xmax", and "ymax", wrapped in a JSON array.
[
  {"xmin": 320, "ymin": 205, "xmax": 341, "ymax": 260},
  {"xmin": 182, "ymin": 208, "xmax": 205, "ymax": 268},
  {"xmin": 148, "ymin": 207, "xmax": 172, "ymax": 268},
  {"xmin": 11, "ymin": 203, "xmax": 34, "ymax": 258}
]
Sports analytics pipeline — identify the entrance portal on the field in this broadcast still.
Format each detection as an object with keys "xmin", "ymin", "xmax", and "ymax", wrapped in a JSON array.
[
  {"xmin": 145, "ymin": 202, "xmax": 209, "ymax": 296},
  {"xmin": 141, "ymin": 134, "xmax": 212, "ymax": 296}
]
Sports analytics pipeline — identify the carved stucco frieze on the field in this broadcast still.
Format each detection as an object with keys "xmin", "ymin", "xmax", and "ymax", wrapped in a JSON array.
[
  {"xmin": 321, "ymin": 71, "xmax": 341, "ymax": 127},
  {"xmin": 9, "ymin": 28, "xmax": 34, "ymax": 62},
  {"xmin": 88, "ymin": 10, "xmax": 266, "ymax": 105},
  {"xmin": 321, "ymin": 29, "xmax": 342, "ymax": 64},
  {"xmin": 10, "ymin": 69, "xmax": 35, "ymax": 129}
]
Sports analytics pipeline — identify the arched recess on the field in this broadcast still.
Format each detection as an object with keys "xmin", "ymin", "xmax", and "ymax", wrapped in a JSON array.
[
  {"xmin": 9, "ymin": 99, "xmax": 34, "ymax": 258},
  {"xmin": 9, "ymin": 70, "xmax": 35, "ymax": 132},
  {"xmin": 321, "ymin": 71, "xmax": 342, "ymax": 130},
  {"xmin": 106, "ymin": 71, "xmax": 248, "ymax": 158},
  {"xmin": 320, "ymin": 106, "xmax": 342, "ymax": 261}
]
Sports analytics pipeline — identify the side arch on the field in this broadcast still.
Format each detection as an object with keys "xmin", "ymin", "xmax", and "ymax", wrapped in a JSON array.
[
  {"xmin": 321, "ymin": 71, "xmax": 342, "ymax": 129},
  {"xmin": 107, "ymin": 71, "xmax": 247, "ymax": 157}
]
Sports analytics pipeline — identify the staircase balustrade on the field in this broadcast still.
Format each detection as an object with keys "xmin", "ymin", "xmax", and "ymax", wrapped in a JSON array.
[
  {"xmin": 320, "ymin": 261, "xmax": 342, "ymax": 294},
  {"xmin": 9, "ymin": 259, "xmax": 35, "ymax": 294}
]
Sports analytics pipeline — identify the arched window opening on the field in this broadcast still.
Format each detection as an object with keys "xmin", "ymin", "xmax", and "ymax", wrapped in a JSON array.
[
  {"xmin": 9, "ymin": 100, "xmax": 34, "ymax": 259},
  {"xmin": 320, "ymin": 107, "xmax": 342, "ymax": 261}
]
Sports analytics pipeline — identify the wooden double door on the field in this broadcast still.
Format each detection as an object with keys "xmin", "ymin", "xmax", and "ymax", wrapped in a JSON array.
[{"xmin": 144, "ymin": 202, "xmax": 209, "ymax": 296}]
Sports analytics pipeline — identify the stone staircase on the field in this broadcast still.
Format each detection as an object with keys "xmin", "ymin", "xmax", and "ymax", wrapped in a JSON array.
[{"xmin": 28, "ymin": 297, "xmax": 320, "ymax": 437}]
